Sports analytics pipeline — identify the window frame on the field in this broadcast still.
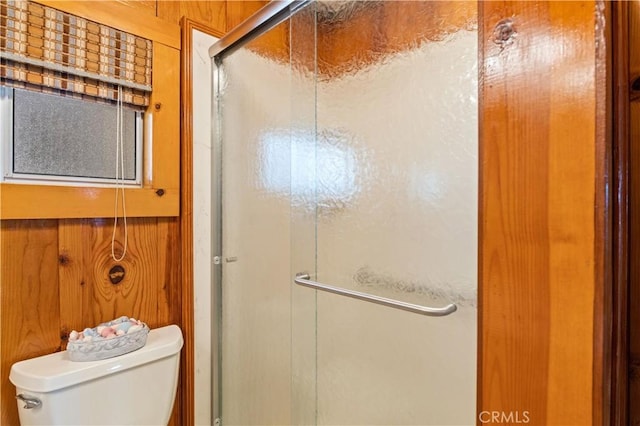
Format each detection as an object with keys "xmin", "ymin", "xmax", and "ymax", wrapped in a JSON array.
[{"xmin": 0, "ymin": 1, "xmax": 181, "ymax": 219}]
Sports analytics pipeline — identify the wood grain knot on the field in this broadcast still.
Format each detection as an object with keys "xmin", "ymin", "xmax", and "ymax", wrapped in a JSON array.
[
  {"xmin": 109, "ymin": 265, "xmax": 126, "ymax": 285},
  {"xmin": 493, "ymin": 18, "xmax": 516, "ymax": 48},
  {"xmin": 58, "ymin": 254, "xmax": 71, "ymax": 265}
]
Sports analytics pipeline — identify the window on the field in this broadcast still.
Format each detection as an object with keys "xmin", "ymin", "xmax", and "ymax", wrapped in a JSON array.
[
  {"xmin": 0, "ymin": 0, "xmax": 180, "ymax": 219},
  {"xmin": 0, "ymin": 87, "xmax": 143, "ymax": 186},
  {"xmin": 0, "ymin": 1, "xmax": 150, "ymax": 188}
]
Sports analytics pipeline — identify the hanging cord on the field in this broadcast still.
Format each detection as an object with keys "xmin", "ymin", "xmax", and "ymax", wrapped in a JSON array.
[{"xmin": 111, "ymin": 86, "xmax": 128, "ymax": 262}]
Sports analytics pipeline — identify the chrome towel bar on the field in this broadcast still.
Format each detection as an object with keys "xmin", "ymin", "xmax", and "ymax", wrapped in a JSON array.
[{"xmin": 294, "ymin": 273, "xmax": 457, "ymax": 317}]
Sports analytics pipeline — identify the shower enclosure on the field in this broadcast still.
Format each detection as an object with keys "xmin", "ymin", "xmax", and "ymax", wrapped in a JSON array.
[{"xmin": 210, "ymin": 1, "xmax": 477, "ymax": 424}]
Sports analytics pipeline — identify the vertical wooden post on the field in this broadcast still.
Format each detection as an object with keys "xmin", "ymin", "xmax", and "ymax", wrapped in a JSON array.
[{"xmin": 479, "ymin": 2, "xmax": 609, "ymax": 424}]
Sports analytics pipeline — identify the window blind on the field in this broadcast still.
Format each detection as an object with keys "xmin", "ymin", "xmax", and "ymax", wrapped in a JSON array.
[{"xmin": 0, "ymin": 0, "xmax": 152, "ymax": 107}]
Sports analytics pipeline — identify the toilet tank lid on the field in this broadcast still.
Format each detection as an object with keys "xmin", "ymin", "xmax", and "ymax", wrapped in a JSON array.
[{"xmin": 9, "ymin": 324, "xmax": 183, "ymax": 393}]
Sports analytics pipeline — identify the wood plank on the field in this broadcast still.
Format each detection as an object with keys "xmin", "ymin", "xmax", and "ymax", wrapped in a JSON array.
[
  {"xmin": 34, "ymin": 0, "xmax": 180, "ymax": 48},
  {"xmin": 98, "ymin": 217, "xmax": 159, "ymax": 327},
  {"xmin": 0, "ymin": 185, "xmax": 179, "ymax": 219},
  {"xmin": 155, "ymin": 218, "xmax": 180, "ymax": 426},
  {"xmin": 149, "ymin": 43, "xmax": 181, "ymax": 193},
  {"xmin": 226, "ymin": 1, "xmax": 267, "ymax": 31},
  {"xmin": 156, "ymin": 1, "xmax": 182, "ymax": 24},
  {"xmin": 156, "ymin": 218, "xmax": 181, "ymax": 327},
  {"xmin": 479, "ymin": 2, "xmax": 601, "ymax": 424},
  {"xmin": 480, "ymin": 2, "xmax": 551, "ymax": 420},
  {"xmin": 546, "ymin": 3, "xmax": 599, "ymax": 423},
  {"xmin": 157, "ymin": 217, "xmax": 183, "ymax": 426},
  {"xmin": 58, "ymin": 219, "xmax": 92, "ymax": 346},
  {"xmin": 116, "ymin": 0, "xmax": 156, "ymax": 14},
  {"xmin": 596, "ymin": 2, "xmax": 614, "ymax": 425},
  {"xmin": 58, "ymin": 218, "xmax": 160, "ymax": 328},
  {"xmin": 630, "ymin": 1, "xmax": 640, "ymax": 91},
  {"xmin": 627, "ymin": 4, "xmax": 640, "ymax": 426},
  {"xmin": 1, "ymin": 220, "xmax": 60, "ymax": 425},
  {"xmin": 632, "ymin": 355, "xmax": 640, "ymax": 426},
  {"xmin": 629, "ymin": 99, "xmax": 640, "ymax": 426},
  {"xmin": 157, "ymin": 0, "xmax": 226, "ymax": 32}
]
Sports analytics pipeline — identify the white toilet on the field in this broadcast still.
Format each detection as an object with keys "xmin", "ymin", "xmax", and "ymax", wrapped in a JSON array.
[{"xmin": 9, "ymin": 324, "xmax": 183, "ymax": 425}]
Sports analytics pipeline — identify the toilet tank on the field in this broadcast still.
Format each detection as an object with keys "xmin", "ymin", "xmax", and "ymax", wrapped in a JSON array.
[{"xmin": 9, "ymin": 324, "xmax": 183, "ymax": 426}]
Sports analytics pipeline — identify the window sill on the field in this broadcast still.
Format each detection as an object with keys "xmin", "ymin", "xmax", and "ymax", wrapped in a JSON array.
[{"xmin": 0, "ymin": 184, "xmax": 179, "ymax": 219}]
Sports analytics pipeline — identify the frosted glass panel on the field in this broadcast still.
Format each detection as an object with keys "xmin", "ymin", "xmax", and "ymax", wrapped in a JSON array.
[
  {"xmin": 216, "ymin": 17, "xmax": 294, "ymax": 425},
  {"xmin": 11, "ymin": 88, "xmax": 137, "ymax": 181},
  {"xmin": 313, "ymin": 1, "xmax": 478, "ymax": 424},
  {"xmin": 214, "ymin": 1, "xmax": 477, "ymax": 425}
]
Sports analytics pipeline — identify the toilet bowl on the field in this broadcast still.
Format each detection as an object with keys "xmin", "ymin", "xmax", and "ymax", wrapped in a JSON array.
[{"xmin": 9, "ymin": 324, "xmax": 183, "ymax": 426}]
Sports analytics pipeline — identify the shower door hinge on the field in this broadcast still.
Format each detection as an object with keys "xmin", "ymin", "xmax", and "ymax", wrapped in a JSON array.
[{"xmin": 213, "ymin": 256, "xmax": 221, "ymax": 265}]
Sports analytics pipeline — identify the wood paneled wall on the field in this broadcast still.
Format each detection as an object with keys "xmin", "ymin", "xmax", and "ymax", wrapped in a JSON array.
[
  {"xmin": 0, "ymin": 218, "xmax": 182, "ymax": 424},
  {"xmin": 159, "ymin": 1, "xmax": 226, "ymax": 29},
  {"xmin": 115, "ymin": 0, "xmax": 227, "ymax": 27},
  {"xmin": 225, "ymin": 1, "xmax": 267, "ymax": 30},
  {"xmin": 0, "ymin": 2, "xmax": 237, "ymax": 425}
]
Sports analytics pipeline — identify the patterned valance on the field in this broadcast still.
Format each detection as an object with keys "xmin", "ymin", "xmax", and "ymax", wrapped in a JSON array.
[{"xmin": 0, "ymin": 0, "xmax": 152, "ymax": 107}]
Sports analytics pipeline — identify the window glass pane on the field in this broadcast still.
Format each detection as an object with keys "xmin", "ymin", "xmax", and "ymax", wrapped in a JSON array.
[{"xmin": 12, "ymin": 88, "xmax": 138, "ymax": 181}]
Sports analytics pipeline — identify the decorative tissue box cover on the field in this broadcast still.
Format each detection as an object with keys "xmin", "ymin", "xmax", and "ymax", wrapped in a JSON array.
[{"xmin": 67, "ymin": 316, "xmax": 149, "ymax": 362}]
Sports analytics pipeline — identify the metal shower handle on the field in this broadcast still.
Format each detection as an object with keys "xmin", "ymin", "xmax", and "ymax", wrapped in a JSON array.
[{"xmin": 294, "ymin": 273, "xmax": 457, "ymax": 317}]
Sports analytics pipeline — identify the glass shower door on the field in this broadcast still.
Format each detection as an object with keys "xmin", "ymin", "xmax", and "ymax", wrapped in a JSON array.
[
  {"xmin": 213, "ymin": 15, "xmax": 298, "ymax": 425},
  {"xmin": 213, "ymin": 1, "xmax": 477, "ymax": 424},
  {"xmin": 291, "ymin": 1, "xmax": 478, "ymax": 424}
]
